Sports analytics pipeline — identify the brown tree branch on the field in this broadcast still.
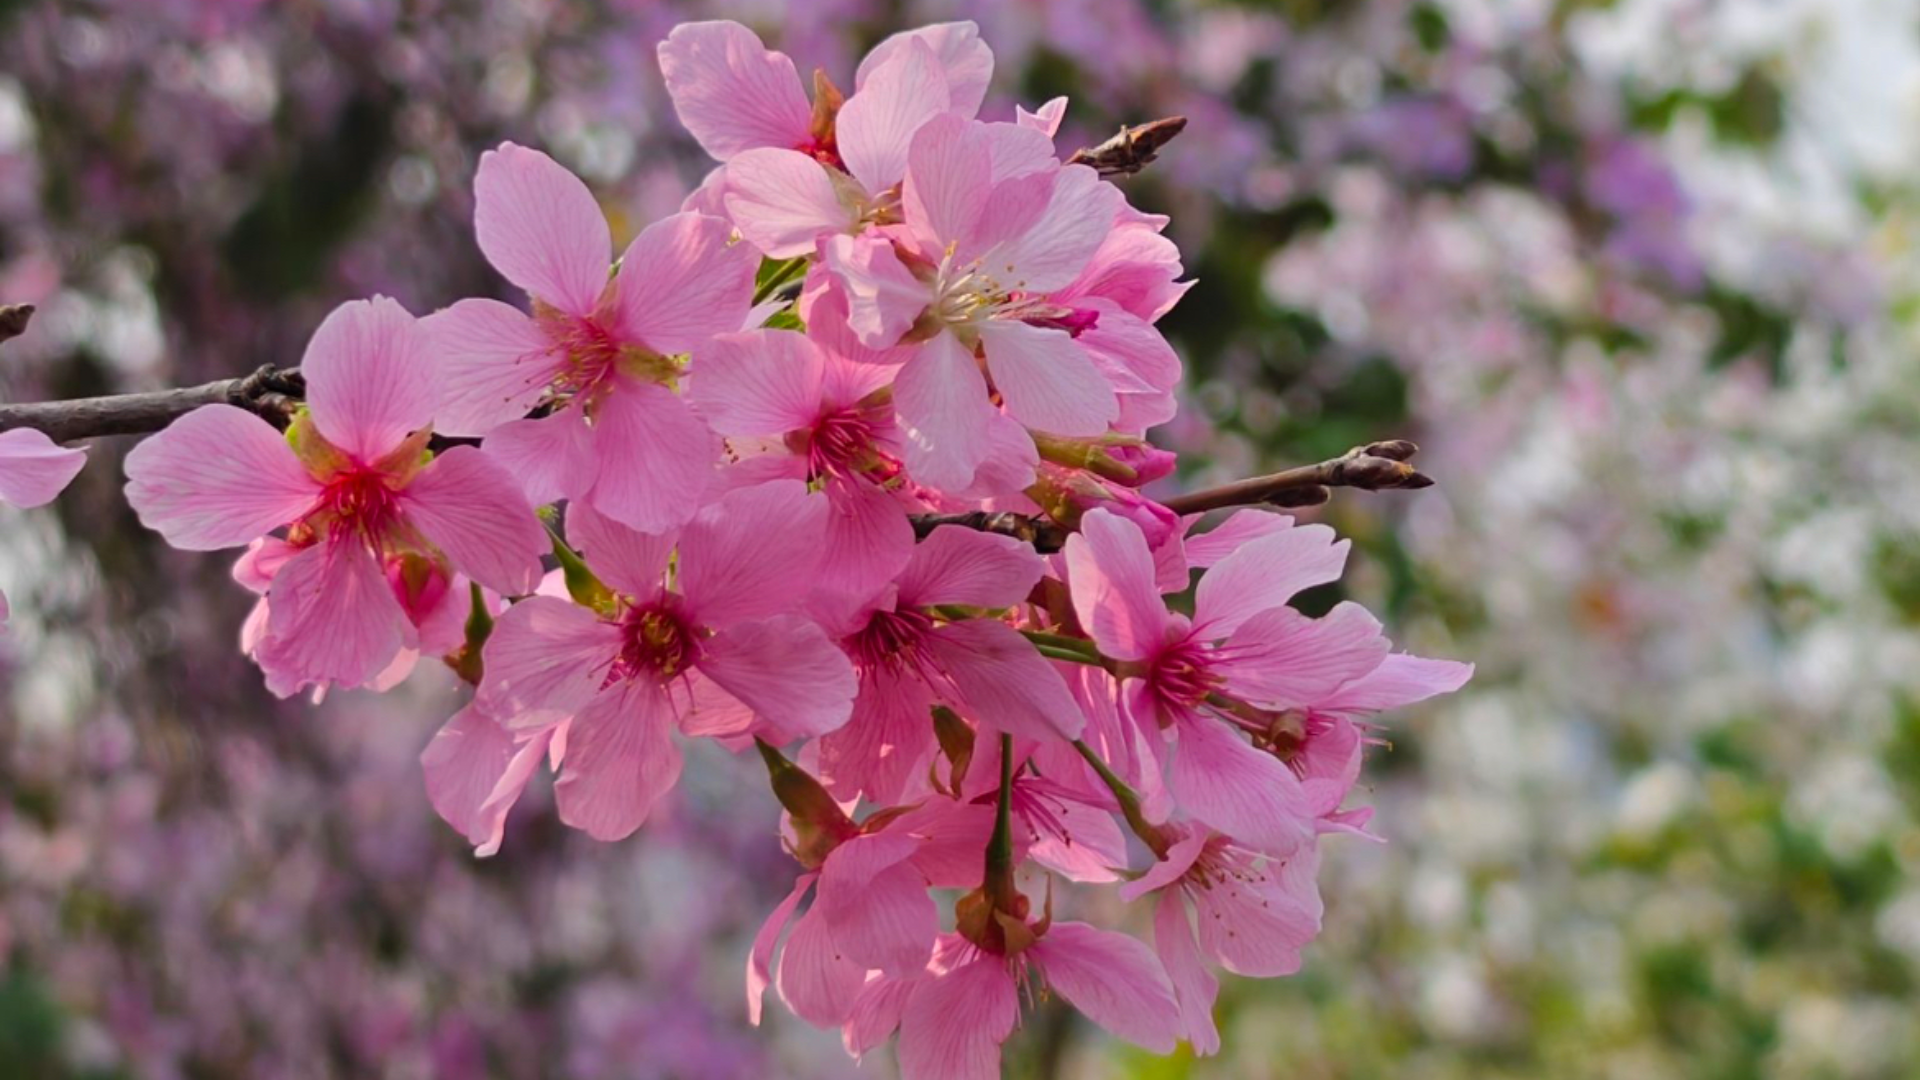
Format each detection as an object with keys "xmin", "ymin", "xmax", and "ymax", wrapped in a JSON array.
[
  {"xmin": 1161, "ymin": 440, "xmax": 1433, "ymax": 515},
  {"xmin": 0, "ymin": 364, "xmax": 306, "ymax": 442}
]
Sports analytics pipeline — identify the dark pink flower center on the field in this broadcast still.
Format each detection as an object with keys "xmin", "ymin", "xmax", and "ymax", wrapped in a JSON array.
[
  {"xmin": 849, "ymin": 607, "xmax": 934, "ymax": 669},
  {"xmin": 610, "ymin": 599, "xmax": 703, "ymax": 685},
  {"xmin": 1149, "ymin": 639, "xmax": 1225, "ymax": 711},
  {"xmin": 794, "ymin": 404, "xmax": 901, "ymax": 484},
  {"xmin": 304, "ymin": 467, "xmax": 404, "ymax": 543}
]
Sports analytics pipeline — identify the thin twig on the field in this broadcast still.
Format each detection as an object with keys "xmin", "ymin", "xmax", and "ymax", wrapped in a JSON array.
[
  {"xmin": 912, "ymin": 510, "xmax": 1070, "ymax": 553},
  {"xmin": 1162, "ymin": 440, "xmax": 1434, "ymax": 515}
]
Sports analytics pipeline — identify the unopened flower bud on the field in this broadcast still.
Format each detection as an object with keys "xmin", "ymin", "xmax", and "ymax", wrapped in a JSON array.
[
  {"xmin": 1031, "ymin": 433, "xmax": 1177, "ymax": 487},
  {"xmin": 1028, "ymin": 463, "xmax": 1180, "ymax": 548}
]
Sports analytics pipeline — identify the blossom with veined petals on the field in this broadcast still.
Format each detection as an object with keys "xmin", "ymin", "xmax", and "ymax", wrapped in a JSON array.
[
  {"xmin": 0, "ymin": 426, "xmax": 87, "ymax": 624},
  {"xmin": 477, "ymin": 480, "xmax": 857, "ymax": 841},
  {"xmin": 124, "ymin": 296, "xmax": 546, "ymax": 697},
  {"xmin": 425, "ymin": 143, "xmax": 754, "ymax": 532}
]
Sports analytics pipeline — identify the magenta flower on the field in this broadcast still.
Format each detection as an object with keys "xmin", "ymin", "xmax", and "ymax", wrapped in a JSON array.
[
  {"xmin": 689, "ymin": 327, "xmax": 914, "ymax": 599},
  {"xmin": 813, "ymin": 526, "xmax": 1086, "ymax": 805},
  {"xmin": 477, "ymin": 481, "xmax": 857, "ymax": 841},
  {"xmin": 1064, "ymin": 508, "xmax": 1388, "ymax": 855},
  {"xmin": 821, "ymin": 113, "xmax": 1135, "ymax": 491},
  {"xmin": 425, "ymin": 143, "xmax": 755, "ymax": 532},
  {"xmin": 660, "ymin": 21, "xmax": 991, "ymax": 258},
  {"xmin": 124, "ymin": 297, "xmax": 546, "ymax": 696},
  {"xmin": 419, "ymin": 699, "xmax": 560, "ymax": 857}
]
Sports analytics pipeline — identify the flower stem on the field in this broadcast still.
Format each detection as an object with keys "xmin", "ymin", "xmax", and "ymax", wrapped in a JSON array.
[
  {"xmin": 983, "ymin": 733, "xmax": 1017, "ymax": 911},
  {"xmin": 1071, "ymin": 740, "xmax": 1171, "ymax": 858}
]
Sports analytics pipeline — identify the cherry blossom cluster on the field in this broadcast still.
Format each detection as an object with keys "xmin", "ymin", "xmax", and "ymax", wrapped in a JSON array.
[{"xmin": 1, "ymin": 19, "xmax": 1471, "ymax": 1076}]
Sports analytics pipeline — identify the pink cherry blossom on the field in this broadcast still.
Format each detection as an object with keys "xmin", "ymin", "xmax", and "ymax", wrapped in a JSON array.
[
  {"xmin": 425, "ymin": 143, "xmax": 754, "ymax": 532},
  {"xmin": 662, "ymin": 21, "xmax": 992, "ymax": 259},
  {"xmin": 689, "ymin": 327, "xmax": 914, "ymax": 599},
  {"xmin": 477, "ymin": 481, "xmax": 857, "ymax": 841},
  {"xmin": 1065, "ymin": 507, "xmax": 1389, "ymax": 855},
  {"xmin": 813, "ymin": 526, "xmax": 1086, "ymax": 805},
  {"xmin": 0, "ymin": 426, "xmax": 86, "ymax": 508},
  {"xmin": 820, "ymin": 113, "xmax": 1134, "ymax": 491},
  {"xmin": 124, "ymin": 296, "xmax": 546, "ymax": 696}
]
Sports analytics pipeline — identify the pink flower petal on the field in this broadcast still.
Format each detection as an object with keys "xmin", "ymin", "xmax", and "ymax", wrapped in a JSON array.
[
  {"xmin": 902, "ymin": 113, "xmax": 991, "ymax": 255},
  {"xmin": 818, "ymin": 831, "xmax": 936, "ymax": 976},
  {"xmin": 697, "ymin": 615, "xmax": 857, "ymax": 738},
  {"xmin": 400, "ymin": 446, "xmax": 545, "ymax": 596},
  {"xmin": 563, "ymin": 501, "xmax": 675, "ymax": 600},
  {"xmin": 657, "ymin": 21, "xmax": 812, "ymax": 162},
  {"xmin": 553, "ymin": 680, "xmax": 682, "ymax": 841},
  {"xmin": 256, "ymin": 538, "xmax": 412, "ymax": 695},
  {"xmin": 747, "ymin": 874, "xmax": 814, "ymax": 1025},
  {"xmin": 1056, "ymin": 221, "xmax": 1191, "ymax": 323},
  {"xmin": 801, "ymin": 279, "xmax": 919, "ymax": 367},
  {"xmin": 857, "ymin": 22, "xmax": 994, "ymax": 119},
  {"xmin": 1026, "ymin": 793, "xmax": 1129, "ymax": 883},
  {"xmin": 610, "ymin": 211, "xmax": 756, "ymax": 357},
  {"xmin": 818, "ymin": 665, "xmax": 939, "ymax": 806},
  {"xmin": 1116, "ymin": 830, "xmax": 1209, "ymax": 902},
  {"xmin": 420, "ymin": 704, "xmax": 553, "ymax": 857},
  {"xmin": 1016, "ymin": 96, "xmax": 1068, "ymax": 137},
  {"xmin": 1192, "ymin": 845, "xmax": 1322, "ymax": 977},
  {"xmin": 1194, "ymin": 523, "xmax": 1349, "ymax": 638},
  {"xmin": 423, "ymin": 298, "xmax": 562, "ymax": 437},
  {"xmin": 775, "ymin": 903, "xmax": 869, "ymax": 1027},
  {"xmin": 1152, "ymin": 896, "xmax": 1222, "ymax": 1055},
  {"xmin": 821, "ymin": 233, "xmax": 929, "ymax": 350},
  {"xmin": 722, "ymin": 148, "xmax": 855, "ymax": 259},
  {"xmin": 1168, "ymin": 716, "xmax": 1314, "ymax": 857},
  {"xmin": 581, "ymin": 381, "xmax": 715, "ymax": 534},
  {"xmin": 984, "ymin": 166, "xmax": 1121, "ymax": 295},
  {"xmin": 1063, "ymin": 509, "xmax": 1169, "ymax": 662},
  {"xmin": 677, "ymin": 478, "xmax": 824, "ymax": 626},
  {"xmin": 1218, "ymin": 602, "xmax": 1389, "ymax": 709},
  {"xmin": 477, "ymin": 595, "xmax": 620, "ymax": 723},
  {"xmin": 897, "ymin": 526, "xmax": 1044, "ymax": 610},
  {"xmin": 300, "ymin": 296, "xmax": 438, "ymax": 462},
  {"xmin": 975, "ymin": 320, "xmax": 1117, "ymax": 436},
  {"xmin": 1316, "ymin": 653, "xmax": 1475, "ymax": 715},
  {"xmin": 927, "ymin": 619, "xmax": 1085, "ymax": 741},
  {"xmin": 892, "ymin": 332, "xmax": 991, "ymax": 493},
  {"xmin": 837, "ymin": 38, "xmax": 951, "ymax": 197},
  {"xmin": 482, "ymin": 410, "xmax": 599, "ymax": 508},
  {"xmin": 817, "ymin": 480, "xmax": 916, "ymax": 603},
  {"xmin": 0, "ymin": 428, "xmax": 86, "ymax": 508},
  {"xmin": 474, "ymin": 142, "xmax": 611, "ymax": 317},
  {"xmin": 1030, "ymin": 921, "xmax": 1180, "ymax": 1052},
  {"xmin": 1181, "ymin": 510, "xmax": 1293, "ymax": 568},
  {"xmin": 844, "ymin": 972, "xmax": 917, "ymax": 1058},
  {"xmin": 897, "ymin": 956, "xmax": 1017, "ymax": 1080},
  {"xmin": 122, "ymin": 405, "xmax": 318, "ymax": 550},
  {"xmin": 688, "ymin": 329, "xmax": 824, "ymax": 437}
]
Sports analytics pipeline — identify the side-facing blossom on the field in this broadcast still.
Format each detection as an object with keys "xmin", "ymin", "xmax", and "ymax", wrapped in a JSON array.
[
  {"xmin": 661, "ymin": 21, "xmax": 992, "ymax": 258},
  {"xmin": 0, "ymin": 426, "xmax": 87, "ymax": 622},
  {"xmin": 477, "ymin": 480, "xmax": 858, "ymax": 841},
  {"xmin": 124, "ymin": 297, "xmax": 546, "ymax": 696},
  {"xmin": 426, "ymin": 143, "xmax": 754, "ymax": 531}
]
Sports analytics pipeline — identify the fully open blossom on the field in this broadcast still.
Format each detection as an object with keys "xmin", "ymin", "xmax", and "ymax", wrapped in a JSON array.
[
  {"xmin": 1064, "ymin": 507, "xmax": 1393, "ymax": 854},
  {"xmin": 426, "ymin": 143, "xmax": 754, "ymax": 532},
  {"xmin": 820, "ymin": 113, "xmax": 1138, "ymax": 491},
  {"xmin": 477, "ymin": 480, "xmax": 858, "ymax": 841},
  {"xmin": 813, "ymin": 526, "xmax": 1086, "ymax": 805},
  {"xmin": 124, "ymin": 297, "xmax": 546, "ymax": 696}
]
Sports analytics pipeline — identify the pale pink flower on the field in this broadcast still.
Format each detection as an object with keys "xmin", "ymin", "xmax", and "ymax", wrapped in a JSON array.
[
  {"xmin": 848, "ymin": 922, "xmax": 1181, "ymax": 1079},
  {"xmin": 425, "ymin": 143, "xmax": 754, "ymax": 532},
  {"xmin": 689, "ymin": 327, "xmax": 914, "ymax": 599},
  {"xmin": 748, "ymin": 828, "xmax": 939, "ymax": 1029},
  {"xmin": 1064, "ymin": 508, "xmax": 1387, "ymax": 854},
  {"xmin": 812, "ymin": 527, "xmax": 1085, "ymax": 805},
  {"xmin": 477, "ymin": 480, "xmax": 857, "ymax": 841},
  {"xmin": 0, "ymin": 425, "xmax": 87, "ymax": 622},
  {"xmin": 661, "ymin": 21, "xmax": 991, "ymax": 258},
  {"xmin": 821, "ymin": 114, "xmax": 1132, "ymax": 491},
  {"xmin": 419, "ymin": 700, "xmax": 561, "ymax": 857},
  {"xmin": 124, "ymin": 297, "xmax": 546, "ymax": 696},
  {"xmin": 1119, "ymin": 830, "xmax": 1324, "ymax": 1055}
]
